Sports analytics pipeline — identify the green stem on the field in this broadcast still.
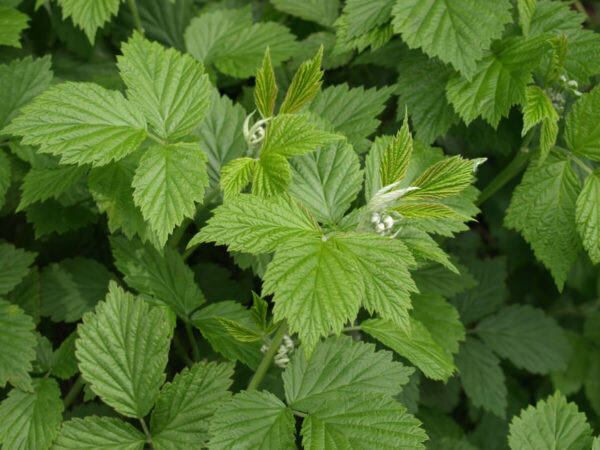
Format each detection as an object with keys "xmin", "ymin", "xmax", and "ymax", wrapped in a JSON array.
[
  {"xmin": 555, "ymin": 146, "xmax": 594, "ymax": 175},
  {"xmin": 341, "ymin": 325, "xmax": 362, "ymax": 333},
  {"xmin": 184, "ymin": 320, "xmax": 201, "ymax": 361},
  {"xmin": 476, "ymin": 148, "xmax": 533, "ymax": 206},
  {"xmin": 291, "ymin": 408, "xmax": 308, "ymax": 417},
  {"xmin": 169, "ymin": 218, "xmax": 191, "ymax": 249},
  {"xmin": 247, "ymin": 321, "xmax": 288, "ymax": 391},
  {"xmin": 145, "ymin": 131, "xmax": 167, "ymax": 146},
  {"xmin": 128, "ymin": 0, "xmax": 144, "ymax": 35},
  {"xmin": 63, "ymin": 376, "xmax": 84, "ymax": 408},
  {"xmin": 139, "ymin": 418, "xmax": 153, "ymax": 447}
]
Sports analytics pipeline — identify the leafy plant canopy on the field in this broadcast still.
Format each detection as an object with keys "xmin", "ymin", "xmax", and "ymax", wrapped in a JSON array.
[{"xmin": 0, "ymin": 0, "xmax": 600, "ymax": 448}]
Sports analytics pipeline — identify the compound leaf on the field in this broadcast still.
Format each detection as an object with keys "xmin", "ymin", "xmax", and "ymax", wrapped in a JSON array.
[{"xmin": 53, "ymin": 417, "xmax": 146, "ymax": 450}]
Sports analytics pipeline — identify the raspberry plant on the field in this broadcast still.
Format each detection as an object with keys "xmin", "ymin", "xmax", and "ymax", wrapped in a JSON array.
[{"xmin": 1, "ymin": 0, "xmax": 600, "ymax": 448}]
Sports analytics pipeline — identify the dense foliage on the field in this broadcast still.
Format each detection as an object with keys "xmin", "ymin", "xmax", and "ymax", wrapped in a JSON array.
[{"xmin": 1, "ymin": 0, "xmax": 600, "ymax": 448}]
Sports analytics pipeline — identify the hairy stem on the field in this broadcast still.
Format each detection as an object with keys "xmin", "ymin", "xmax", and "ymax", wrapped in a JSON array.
[
  {"xmin": 184, "ymin": 320, "xmax": 201, "ymax": 361},
  {"xmin": 247, "ymin": 321, "xmax": 287, "ymax": 391},
  {"xmin": 63, "ymin": 375, "xmax": 84, "ymax": 408},
  {"xmin": 128, "ymin": 0, "xmax": 144, "ymax": 35},
  {"xmin": 139, "ymin": 418, "xmax": 153, "ymax": 447}
]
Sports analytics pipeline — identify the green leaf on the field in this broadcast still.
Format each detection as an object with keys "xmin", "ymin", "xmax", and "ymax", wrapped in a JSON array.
[
  {"xmin": 132, "ymin": 142, "xmax": 208, "ymax": 246},
  {"xmin": 88, "ymin": 157, "xmax": 147, "ymax": 239},
  {"xmin": 250, "ymin": 292, "xmax": 269, "ymax": 331},
  {"xmin": 391, "ymin": 0, "xmax": 512, "ymax": 79},
  {"xmin": 566, "ymin": 86, "xmax": 600, "ymax": 161},
  {"xmin": 455, "ymin": 337, "xmax": 507, "ymax": 419},
  {"xmin": 301, "ymin": 393, "xmax": 427, "ymax": 449},
  {"xmin": 264, "ymin": 237, "xmax": 364, "ymax": 356},
  {"xmin": 26, "ymin": 199, "xmax": 98, "ymax": 238},
  {"xmin": 150, "ymin": 362, "xmax": 234, "ymax": 449},
  {"xmin": 111, "ymin": 236, "xmax": 205, "ymax": 317},
  {"xmin": 0, "ymin": 298, "xmax": 36, "ymax": 391},
  {"xmin": 289, "ymin": 140, "xmax": 363, "ymax": 224},
  {"xmin": 254, "ymin": 48, "xmax": 278, "ymax": 119},
  {"xmin": 76, "ymin": 282, "xmax": 171, "ymax": 418},
  {"xmin": 283, "ymin": 335, "xmax": 413, "ymax": 411},
  {"xmin": 518, "ymin": 0, "xmax": 537, "ymax": 36},
  {"xmin": 208, "ymin": 390, "xmax": 296, "ymax": 450},
  {"xmin": 0, "ymin": 378, "xmax": 63, "ymax": 450},
  {"xmin": 134, "ymin": 0, "xmax": 194, "ymax": 51},
  {"xmin": 216, "ymin": 317, "xmax": 263, "ymax": 342},
  {"xmin": 0, "ymin": 242, "xmax": 36, "ymax": 295},
  {"xmin": 271, "ymin": 0, "xmax": 340, "ymax": 27},
  {"xmin": 279, "ymin": 47, "xmax": 324, "ymax": 115},
  {"xmin": 220, "ymin": 157, "xmax": 256, "ymax": 200},
  {"xmin": 508, "ymin": 392, "xmax": 593, "ymax": 450},
  {"xmin": 576, "ymin": 170, "xmax": 600, "ymax": 264},
  {"xmin": 0, "ymin": 56, "xmax": 53, "ymax": 130},
  {"xmin": 380, "ymin": 116, "xmax": 412, "ymax": 187},
  {"xmin": 189, "ymin": 194, "xmax": 320, "ymax": 254},
  {"xmin": 195, "ymin": 89, "xmax": 247, "ymax": 190},
  {"xmin": 53, "ymin": 417, "xmax": 146, "ymax": 449},
  {"xmin": 522, "ymin": 86, "xmax": 558, "ymax": 136},
  {"xmin": 412, "ymin": 293, "xmax": 464, "ymax": 356},
  {"xmin": 260, "ymin": 114, "xmax": 339, "ymax": 158},
  {"xmin": 403, "ymin": 155, "xmax": 485, "ymax": 201},
  {"xmin": 446, "ymin": 35, "xmax": 549, "ymax": 127},
  {"xmin": 0, "ymin": 6, "xmax": 29, "ymax": 47},
  {"xmin": 4, "ymin": 82, "xmax": 147, "ymax": 167},
  {"xmin": 308, "ymin": 83, "xmax": 394, "ymax": 152},
  {"xmin": 361, "ymin": 318, "xmax": 456, "ymax": 381},
  {"xmin": 184, "ymin": 7, "xmax": 299, "ymax": 79},
  {"xmin": 396, "ymin": 48, "xmax": 459, "ymax": 145},
  {"xmin": 251, "ymin": 152, "xmax": 291, "ymax": 197},
  {"xmin": 333, "ymin": 233, "xmax": 416, "ymax": 333},
  {"xmin": 40, "ymin": 257, "xmax": 115, "ymax": 322},
  {"xmin": 51, "ymin": 331, "xmax": 78, "ymax": 379},
  {"xmin": 505, "ymin": 154, "xmax": 581, "ymax": 291},
  {"xmin": 412, "ymin": 262, "xmax": 476, "ymax": 297},
  {"xmin": 551, "ymin": 331, "xmax": 589, "ymax": 396},
  {"xmin": 57, "ymin": 0, "xmax": 120, "ymax": 43},
  {"xmin": 18, "ymin": 165, "xmax": 86, "ymax": 211},
  {"xmin": 7, "ymin": 266, "xmax": 41, "ymax": 324},
  {"xmin": 336, "ymin": 0, "xmax": 394, "ymax": 40},
  {"xmin": 117, "ymin": 32, "xmax": 211, "ymax": 141},
  {"xmin": 0, "ymin": 150, "xmax": 9, "ymax": 209},
  {"xmin": 476, "ymin": 305, "xmax": 571, "ymax": 374},
  {"xmin": 539, "ymin": 114, "xmax": 559, "ymax": 164},
  {"xmin": 191, "ymin": 301, "xmax": 263, "ymax": 369}
]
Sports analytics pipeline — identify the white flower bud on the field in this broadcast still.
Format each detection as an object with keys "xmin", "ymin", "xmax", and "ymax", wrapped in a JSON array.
[{"xmin": 383, "ymin": 215, "xmax": 394, "ymax": 230}]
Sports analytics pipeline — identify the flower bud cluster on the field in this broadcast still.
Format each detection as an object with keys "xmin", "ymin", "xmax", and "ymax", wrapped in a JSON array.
[
  {"xmin": 261, "ymin": 334, "xmax": 295, "ymax": 369},
  {"xmin": 370, "ymin": 212, "xmax": 395, "ymax": 236}
]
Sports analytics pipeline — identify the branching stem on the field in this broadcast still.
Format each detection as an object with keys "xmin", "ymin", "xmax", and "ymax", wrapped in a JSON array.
[
  {"xmin": 248, "ymin": 321, "xmax": 287, "ymax": 390},
  {"xmin": 139, "ymin": 418, "xmax": 153, "ymax": 447}
]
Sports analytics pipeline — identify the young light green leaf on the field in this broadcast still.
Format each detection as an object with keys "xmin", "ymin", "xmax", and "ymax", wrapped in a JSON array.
[
  {"xmin": 546, "ymin": 34, "xmax": 569, "ymax": 85},
  {"xmin": 4, "ymin": 82, "xmax": 147, "ymax": 167},
  {"xmin": 191, "ymin": 301, "xmax": 263, "ymax": 369},
  {"xmin": 333, "ymin": 233, "xmax": 416, "ymax": 333},
  {"xmin": 391, "ymin": 0, "xmax": 512, "ymax": 79},
  {"xmin": 250, "ymin": 292, "xmax": 269, "ymax": 331},
  {"xmin": 132, "ymin": 142, "xmax": 208, "ymax": 246},
  {"xmin": 208, "ymin": 390, "xmax": 296, "ymax": 450},
  {"xmin": 117, "ymin": 32, "xmax": 211, "ymax": 141},
  {"xmin": 0, "ymin": 242, "xmax": 36, "ymax": 295},
  {"xmin": 264, "ymin": 237, "xmax": 364, "ymax": 356},
  {"xmin": 283, "ymin": 336, "xmax": 413, "ymax": 411},
  {"xmin": 565, "ymin": 86, "xmax": 600, "ymax": 161},
  {"xmin": 455, "ymin": 337, "xmax": 507, "ymax": 419},
  {"xmin": 412, "ymin": 293, "xmax": 465, "ymax": 356},
  {"xmin": 0, "ymin": 6, "xmax": 29, "ymax": 47},
  {"xmin": 518, "ymin": 0, "xmax": 537, "ymax": 36},
  {"xmin": 189, "ymin": 194, "xmax": 320, "ymax": 254},
  {"xmin": 508, "ymin": 392, "xmax": 593, "ymax": 450},
  {"xmin": 0, "ymin": 56, "xmax": 53, "ymax": 130},
  {"xmin": 576, "ymin": 169, "xmax": 600, "ymax": 264},
  {"xmin": 216, "ymin": 317, "xmax": 263, "ymax": 342},
  {"xmin": 57, "ymin": 0, "xmax": 121, "ymax": 43},
  {"xmin": 522, "ymin": 86, "xmax": 558, "ymax": 136},
  {"xmin": 0, "ymin": 378, "xmax": 63, "ymax": 450},
  {"xmin": 251, "ymin": 152, "xmax": 291, "ymax": 197},
  {"xmin": 0, "ymin": 298, "xmax": 36, "ymax": 391},
  {"xmin": 254, "ymin": 48, "xmax": 278, "ymax": 119},
  {"xmin": 361, "ymin": 318, "xmax": 456, "ymax": 381},
  {"xmin": 150, "ymin": 362, "xmax": 234, "ymax": 449},
  {"xmin": 279, "ymin": 46, "xmax": 324, "ymax": 115},
  {"xmin": 301, "ymin": 393, "xmax": 427, "ymax": 450},
  {"xmin": 40, "ymin": 257, "xmax": 116, "ymax": 323},
  {"xmin": 392, "ymin": 203, "xmax": 468, "ymax": 220},
  {"xmin": 380, "ymin": 115, "xmax": 412, "ymax": 187},
  {"xmin": 505, "ymin": 154, "xmax": 581, "ymax": 291},
  {"xmin": 271, "ymin": 0, "xmax": 340, "ymax": 27},
  {"xmin": 76, "ymin": 282, "xmax": 171, "ymax": 418},
  {"xmin": 446, "ymin": 34, "xmax": 549, "ymax": 127},
  {"xmin": 18, "ymin": 165, "xmax": 86, "ymax": 211},
  {"xmin": 476, "ymin": 305, "xmax": 571, "ymax": 374},
  {"xmin": 289, "ymin": 140, "xmax": 363, "ymax": 224},
  {"xmin": 220, "ymin": 157, "xmax": 256, "ymax": 200},
  {"xmin": 540, "ymin": 114, "xmax": 559, "ymax": 165},
  {"xmin": 53, "ymin": 417, "xmax": 146, "ymax": 450},
  {"xmin": 111, "ymin": 236, "xmax": 205, "ymax": 317}
]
